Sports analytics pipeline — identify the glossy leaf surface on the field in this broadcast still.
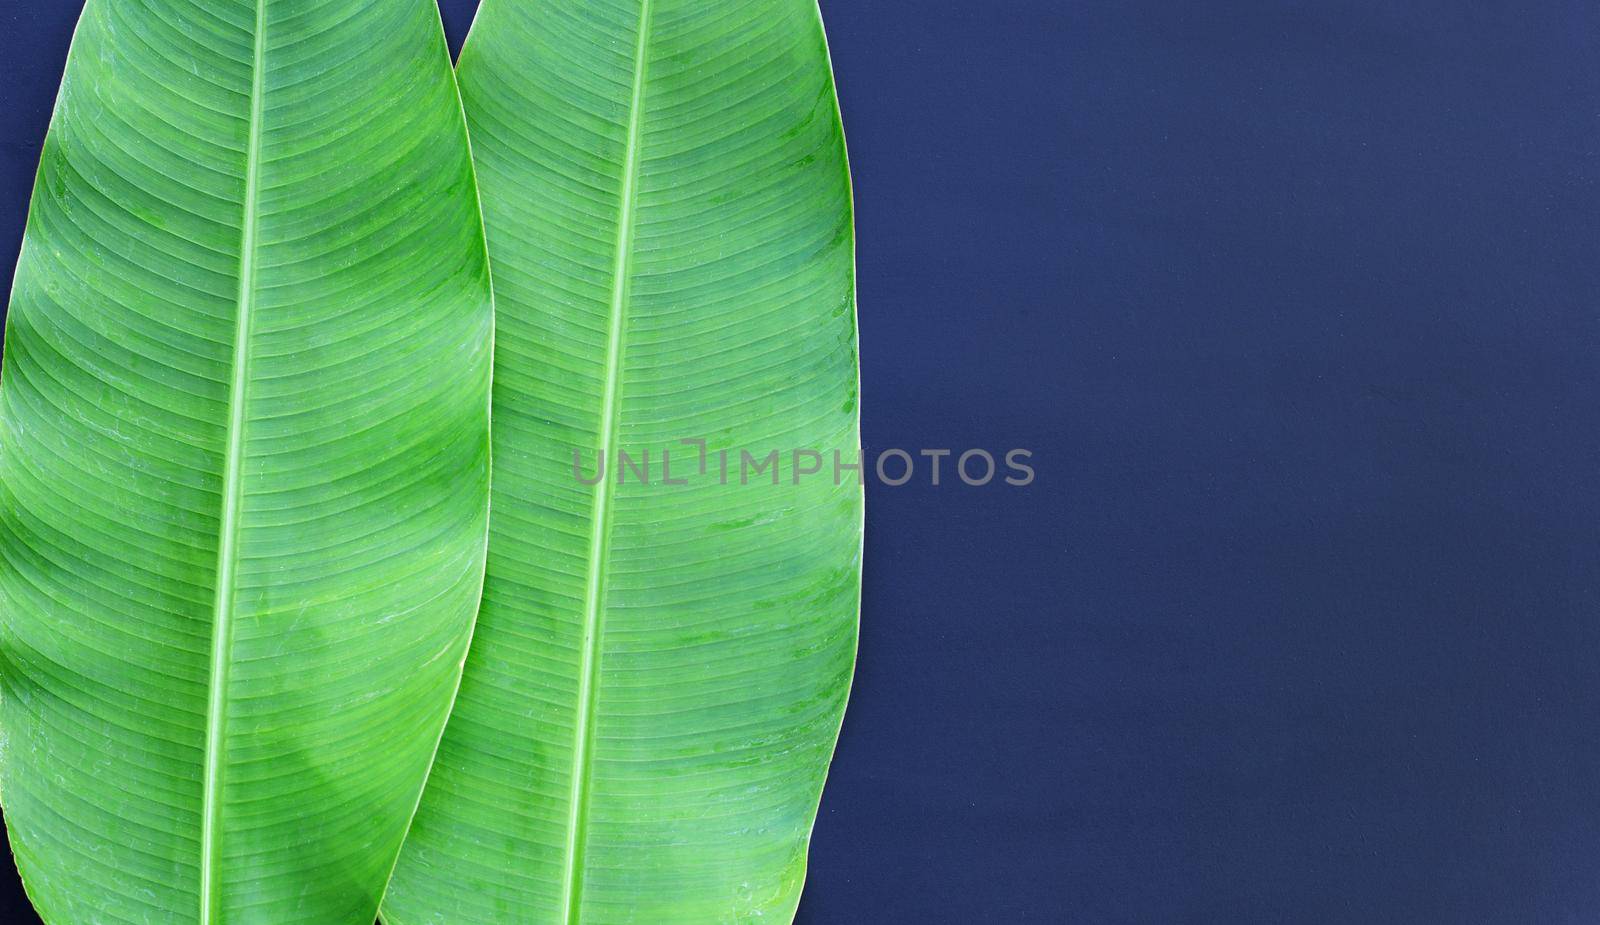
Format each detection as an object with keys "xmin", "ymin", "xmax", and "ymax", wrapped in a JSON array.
[
  {"xmin": 384, "ymin": 0, "xmax": 860, "ymax": 921},
  {"xmin": 0, "ymin": 1, "xmax": 492, "ymax": 922}
]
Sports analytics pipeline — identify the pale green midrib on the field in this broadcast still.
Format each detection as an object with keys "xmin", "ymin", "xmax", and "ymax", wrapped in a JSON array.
[
  {"xmin": 200, "ymin": 2, "xmax": 267, "ymax": 921},
  {"xmin": 559, "ymin": 2, "xmax": 653, "ymax": 921}
]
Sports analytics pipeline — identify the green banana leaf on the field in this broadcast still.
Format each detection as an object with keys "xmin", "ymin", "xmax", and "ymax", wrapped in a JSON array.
[
  {"xmin": 384, "ymin": 0, "xmax": 861, "ymax": 921},
  {"xmin": 0, "ymin": 1, "xmax": 492, "ymax": 922}
]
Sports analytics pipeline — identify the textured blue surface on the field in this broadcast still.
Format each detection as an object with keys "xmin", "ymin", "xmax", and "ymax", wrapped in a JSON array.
[{"xmin": 5, "ymin": 1, "xmax": 1600, "ymax": 922}]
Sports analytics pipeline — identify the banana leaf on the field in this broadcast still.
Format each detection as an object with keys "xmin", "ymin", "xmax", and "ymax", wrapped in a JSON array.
[
  {"xmin": 0, "ymin": 1, "xmax": 493, "ymax": 922},
  {"xmin": 383, "ymin": 0, "xmax": 861, "ymax": 921}
]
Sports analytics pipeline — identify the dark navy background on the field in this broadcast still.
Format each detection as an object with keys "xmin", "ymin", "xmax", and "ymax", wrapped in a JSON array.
[{"xmin": 5, "ymin": 1, "xmax": 1600, "ymax": 921}]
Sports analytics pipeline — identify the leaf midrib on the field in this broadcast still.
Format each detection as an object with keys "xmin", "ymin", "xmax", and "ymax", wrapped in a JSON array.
[
  {"xmin": 558, "ymin": 1, "xmax": 654, "ymax": 920},
  {"xmin": 200, "ymin": 1, "xmax": 268, "ymax": 920}
]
